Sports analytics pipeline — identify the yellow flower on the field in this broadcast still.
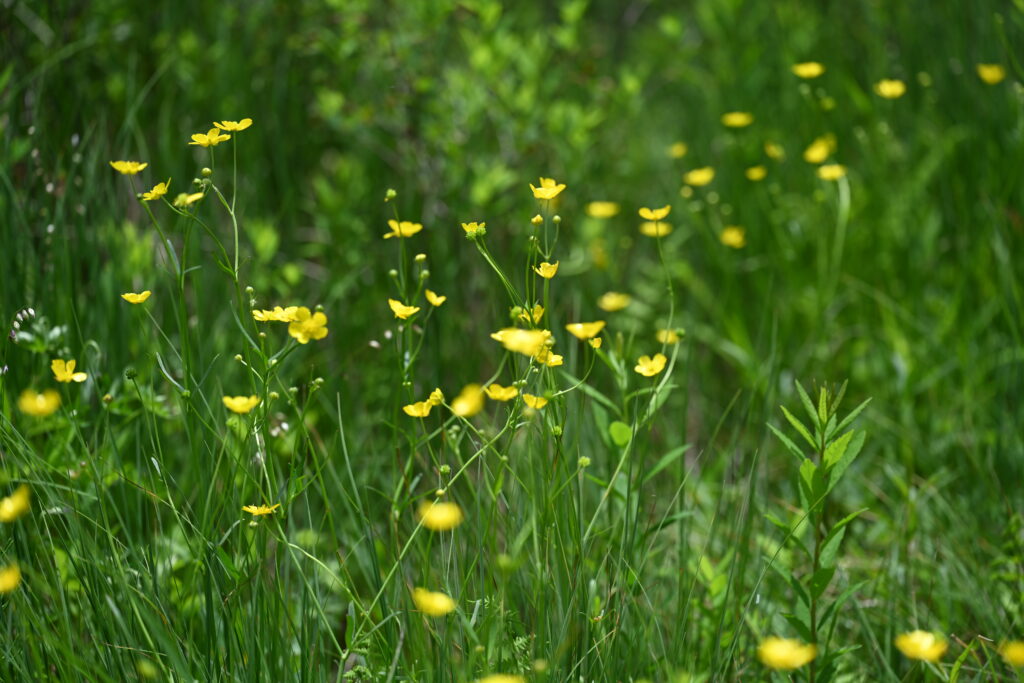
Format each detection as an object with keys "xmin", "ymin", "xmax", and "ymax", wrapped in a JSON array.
[
  {"xmin": 535, "ymin": 348, "xmax": 563, "ymax": 367},
  {"xmin": 189, "ymin": 128, "xmax": 230, "ymax": 147},
  {"xmin": 402, "ymin": 401, "xmax": 432, "ymax": 418},
  {"xmin": 757, "ymin": 637, "xmax": 817, "ymax": 670},
  {"xmin": 142, "ymin": 179, "xmax": 171, "ymax": 201},
  {"xmin": 683, "ymin": 167, "xmax": 715, "ymax": 186},
  {"xmin": 51, "ymin": 359, "xmax": 87, "ymax": 383},
  {"xmin": 388, "ymin": 299, "xmax": 420, "ymax": 320},
  {"xmin": 530, "ymin": 177, "xmax": 566, "ymax": 200},
  {"xmin": 640, "ymin": 221, "xmax": 672, "ymax": 237},
  {"xmin": 288, "ymin": 307, "xmax": 329, "ymax": 343},
  {"xmin": 417, "ymin": 501, "xmax": 464, "ymax": 531},
  {"xmin": 874, "ymin": 79, "xmax": 906, "ymax": 99},
  {"xmin": 242, "ymin": 503, "xmax": 280, "ymax": 516},
  {"xmin": 17, "ymin": 389, "xmax": 60, "ymax": 417},
  {"xmin": 451, "ymin": 384, "xmax": 485, "ymax": 417},
  {"xmin": 121, "ymin": 290, "xmax": 151, "ymax": 304},
  {"xmin": 109, "ymin": 160, "xmax": 148, "ymax": 175},
  {"xmin": 977, "ymin": 64, "xmax": 1006, "ymax": 85},
  {"xmin": 253, "ymin": 306, "xmax": 300, "ymax": 322},
  {"xmin": 597, "ymin": 292, "xmax": 631, "ymax": 312},
  {"xmin": 634, "ymin": 353, "xmax": 667, "ymax": 377},
  {"xmin": 668, "ymin": 141, "xmax": 688, "ymax": 158},
  {"xmin": 792, "ymin": 62, "xmax": 826, "ymax": 79},
  {"xmin": 484, "ymin": 384, "xmax": 519, "ymax": 401},
  {"xmin": 412, "ymin": 587, "xmax": 456, "ymax": 617},
  {"xmin": 803, "ymin": 135, "xmax": 835, "ymax": 163},
  {"xmin": 461, "ymin": 221, "xmax": 486, "ymax": 237},
  {"xmin": 720, "ymin": 226, "xmax": 746, "ymax": 249},
  {"xmin": 764, "ymin": 141, "xmax": 785, "ymax": 160},
  {"xmin": 745, "ymin": 165, "xmax": 767, "ymax": 181},
  {"xmin": 721, "ymin": 111, "xmax": 754, "ymax": 128},
  {"xmin": 425, "ymin": 290, "xmax": 447, "ymax": 307},
  {"xmin": 383, "ymin": 220, "xmax": 423, "ymax": 239},
  {"xmin": 173, "ymin": 192, "xmax": 204, "ymax": 207},
  {"xmin": 586, "ymin": 201, "xmax": 620, "ymax": 218},
  {"xmin": 518, "ymin": 304, "xmax": 545, "ymax": 324},
  {"xmin": 817, "ymin": 164, "xmax": 847, "ymax": 180},
  {"xmin": 476, "ymin": 676, "xmax": 526, "ymax": 683},
  {"xmin": 895, "ymin": 631, "xmax": 947, "ymax": 662},
  {"xmin": 657, "ymin": 329, "xmax": 682, "ymax": 344},
  {"xmin": 565, "ymin": 321, "xmax": 606, "ymax": 340},
  {"xmin": 0, "ymin": 564, "xmax": 21, "ymax": 593},
  {"xmin": 522, "ymin": 394, "xmax": 548, "ymax": 409},
  {"xmin": 223, "ymin": 395, "xmax": 260, "ymax": 414},
  {"xmin": 0, "ymin": 485, "xmax": 31, "ymax": 522},
  {"xmin": 638, "ymin": 205, "xmax": 671, "ymax": 221},
  {"xmin": 534, "ymin": 261, "xmax": 559, "ymax": 279},
  {"xmin": 999, "ymin": 641, "xmax": 1024, "ymax": 667},
  {"xmin": 429, "ymin": 388, "xmax": 444, "ymax": 405},
  {"xmin": 213, "ymin": 118, "xmax": 253, "ymax": 131},
  {"xmin": 491, "ymin": 328, "xmax": 550, "ymax": 357}
]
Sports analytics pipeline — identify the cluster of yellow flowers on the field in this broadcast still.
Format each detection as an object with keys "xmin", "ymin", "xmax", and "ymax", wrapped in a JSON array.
[{"xmin": 0, "ymin": 485, "xmax": 32, "ymax": 594}]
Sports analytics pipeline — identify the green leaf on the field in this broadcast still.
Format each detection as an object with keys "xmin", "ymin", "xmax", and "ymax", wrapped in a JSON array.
[
  {"xmin": 817, "ymin": 387, "xmax": 828, "ymax": 428},
  {"xmin": 835, "ymin": 397, "xmax": 872, "ymax": 435},
  {"xmin": 768, "ymin": 423, "xmax": 805, "ymax": 461},
  {"xmin": 809, "ymin": 566, "xmax": 836, "ymax": 599},
  {"xmin": 819, "ymin": 581, "xmax": 868, "ymax": 633},
  {"xmin": 823, "ymin": 429, "xmax": 854, "ymax": 468},
  {"xmin": 642, "ymin": 445, "xmax": 690, "ymax": 485},
  {"xmin": 949, "ymin": 639, "xmax": 976, "ymax": 683},
  {"xmin": 795, "ymin": 381, "xmax": 818, "ymax": 429},
  {"xmin": 819, "ymin": 526, "xmax": 846, "ymax": 568},
  {"xmin": 783, "ymin": 607, "xmax": 813, "ymax": 643},
  {"xmin": 609, "ymin": 421, "xmax": 632, "ymax": 447},
  {"xmin": 781, "ymin": 405, "xmax": 818, "ymax": 450},
  {"xmin": 826, "ymin": 430, "xmax": 866, "ymax": 492}
]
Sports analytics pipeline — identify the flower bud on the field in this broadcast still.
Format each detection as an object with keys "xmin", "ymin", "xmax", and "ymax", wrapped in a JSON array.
[
  {"xmin": 414, "ymin": 253, "xmax": 427, "ymax": 262},
  {"xmin": 124, "ymin": 367, "xmax": 137, "ymax": 380},
  {"xmin": 531, "ymin": 214, "xmax": 543, "ymax": 225},
  {"xmin": 552, "ymin": 214, "xmax": 561, "ymax": 224}
]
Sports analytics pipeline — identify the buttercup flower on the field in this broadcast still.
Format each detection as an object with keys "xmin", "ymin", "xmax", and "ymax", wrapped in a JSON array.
[
  {"xmin": 213, "ymin": 118, "xmax": 253, "ymax": 131},
  {"xmin": 0, "ymin": 485, "xmax": 30, "ymax": 522},
  {"xmin": 639, "ymin": 206, "xmax": 671, "ymax": 221},
  {"xmin": 383, "ymin": 220, "xmax": 423, "ymax": 239},
  {"xmin": 874, "ymin": 79, "xmax": 906, "ymax": 99},
  {"xmin": 597, "ymin": 292, "xmax": 631, "ymax": 312},
  {"xmin": 461, "ymin": 221, "xmax": 486, "ymax": 238},
  {"xmin": 491, "ymin": 328, "xmax": 550, "ymax": 358},
  {"xmin": 403, "ymin": 401, "xmax": 432, "ymax": 418},
  {"xmin": 565, "ymin": 321, "xmax": 605, "ymax": 340},
  {"xmin": 122, "ymin": 291, "xmax": 151, "ymax": 304},
  {"xmin": 173, "ymin": 192, "xmax": 204, "ymax": 207},
  {"xmin": 417, "ymin": 501, "xmax": 464, "ymax": 531},
  {"xmin": 476, "ymin": 676, "xmax": 526, "ymax": 683},
  {"xmin": 189, "ymin": 128, "xmax": 230, "ymax": 147},
  {"xmin": 51, "ymin": 359, "xmax": 87, "ymax": 383},
  {"xmin": 976, "ymin": 64, "xmax": 1006, "ymax": 85},
  {"xmin": 683, "ymin": 167, "xmax": 715, "ymax": 186},
  {"xmin": 425, "ymin": 290, "xmax": 447, "ymax": 307},
  {"xmin": 429, "ymin": 388, "xmax": 444, "ymax": 405},
  {"xmin": 804, "ymin": 135, "xmax": 835, "ymax": 163},
  {"xmin": 586, "ymin": 201, "xmax": 620, "ymax": 218},
  {"xmin": 412, "ymin": 588, "xmax": 456, "ymax": 617},
  {"xmin": 746, "ymin": 165, "xmax": 767, "ymax": 181},
  {"xmin": 764, "ymin": 141, "xmax": 785, "ymax": 160},
  {"xmin": 522, "ymin": 394, "xmax": 548, "ymax": 409},
  {"xmin": 720, "ymin": 226, "xmax": 746, "ymax": 249},
  {"xmin": 17, "ymin": 389, "xmax": 60, "ymax": 417},
  {"xmin": 451, "ymin": 384, "xmax": 485, "ymax": 417},
  {"xmin": 589, "ymin": 338, "xmax": 602, "ymax": 349},
  {"xmin": 757, "ymin": 637, "xmax": 817, "ymax": 670},
  {"xmin": 818, "ymin": 164, "xmax": 847, "ymax": 180},
  {"xmin": 388, "ymin": 299, "xmax": 420, "ymax": 320},
  {"xmin": 484, "ymin": 384, "xmax": 519, "ymax": 401},
  {"xmin": 223, "ymin": 395, "xmax": 260, "ymax": 414},
  {"xmin": 634, "ymin": 353, "xmax": 667, "ymax": 377},
  {"xmin": 242, "ymin": 503, "xmax": 280, "ymax": 516},
  {"xmin": 110, "ymin": 160, "xmax": 148, "ymax": 175},
  {"xmin": 518, "ymin": 304, "xmax": 545, "ymax": 324},
  {"xmin": 721, "ymin": 111, "xmax": 754, "ymax": 128},
  {"xmin": 657, "ymin": 329, "xmax": 682, "ymax": 344},
  {"xmin": 142, "ymin": 179, "xmax": 170, "ymax": 201},
  {"xmin": 792, "ymin": 62, "xmax": 825, "ymax": 79},
  {"xmin": 668, "ymin": 141, "xmax": 688, "ymax": 158},
  {"xmin": 0, "ymin": 564, "xmax": 21, "ymax": 593},
  {"xmin": 534, "ymin": 262, "xmax": 559, "ymax": 279},
  {"xmin": 253, "ymin": 306, "xmax": 300, "ymax": 322},
  {"xmin": 999, "ymin": 641, "xmax": 1024, "ymax": 667},
  {"xmin": 530, "ymin": 177, "xmax": 566, "ymax": 200},
  {"xmin": 640, "ymin": 222, "xmax": 672, "ymax": 237},
  {"xmin": 288, "ymin": 307, "xmax": 329, "ymax": 343},
  {"xmin": 535, "ymin": 348, "xmax": 563, "ymax": 367},
  {"xmin": 895, "ymin": 631, "xmax": 947, "ymax": 662}
]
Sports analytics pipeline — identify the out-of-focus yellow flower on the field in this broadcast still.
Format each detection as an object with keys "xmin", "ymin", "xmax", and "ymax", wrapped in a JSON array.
[
  {"xmin": 223, "ymin": 395, "xmax": 260, "ymax": 414},
  {"xmin": 288, "ymin": 307, "xmax": 328, "ymax": 343},
  {"xmin": 17, "ymin": 389, "xmax": 60, "ymax": 417},
  {"xmin": 429, "ymin": 388, "xmax": 445, "ymax": 405},
  {"xmin": 491, "ymin": 328, "xmax": 550, "ymax": 358},
  {"xmin": 640, "ymin": 221, "xmax": 672, "ymax": 237},
  {"xmin": 242, "ymin": 503, "xmax": 280, "ymax": 516},
  {"xmin": 402, "ymin": 401, "xmax": 432, "ymax": 418},
  {"xmin": 213, "ymin": 118, "xmax": 253, "ymax": 131},
  {"xmin": 792, "ymin": 62, "xmax": 825, "ymax": 79},
  {"xmin": 0, "ymin": 564, "xmax": 21, "ymax": 593},
  {"xmin": 142, "ymin": 179, "xmax": 170, "ymax": 201},
  {"xmin": 534, "ymin": 261, "xmax": 559, "ymax": 279},
  {"xmin": 425, "ymin": 290, "xmax": 447, "ymax": 307},
  {"xmin": 417, "ymin": 501, "xmax": 464, "ymax": 531},
  {"xmin": 657, "ymin": 329, "xmax": 682, "ymax": 344},
  {"xmin": 173, "ymin": 192, "xmax": 204, "ymax": 207},
  {"xmin": 384, "ymin": 220, "xmax": 423, "ymax": 239},
  {"xmin": 639, "ymin": 206, "xmax": 671, "ymax": 221},
  {"xmin": 388, "ymin": 299, "xmax": 420, "ymax": 320},
  {"xmin": 412, "ymin": 587, "xmax": 456, "ymax": 617},
  {"xmin": 484, "ymin": 384, "xmax": 519, "ymax": 401},
  {"xmin": 565, "ymin": 321, "xmax": 605, "ymax": 340},
  {"xmin": 461, "ymin": 221, "xmax": 486, "ymax": 237},
  {"xmin": 586, "ymin": 201, "xmax": 620, "ymax": 218},
  {"xmin": 535, "ymin": 348, "xmax": 563, "ymax": 367},
  {"xmin": 765, "ymin": 141, "xmax": 785, "ymax": 160},
  {"xmin": 51, "ymin": 359, "xmax": 87, "ymax": 383},
  {"xmin": 598, "ymin": 292, "xmax": 631, "ymax": 312},
  {"xmin": 999, "ymin": 641, "xmax": 1024, "ymax": 667},
  {"xmin": 451, "ymin": 384, "xmax": 485, "ymax": 417},
  {"xmin": 0, "ymin": 485, "xmax": 31, "ymax": 523},
  {"xmin": 745, "ymin": 165, "xmax": 767, "ymax": 181},
  {"xmin": 519, "ymin": 304, "xmax": 545, "ymax": 324},
  {"xmin": 189, "ymin": 128, "xmax": 230, "ymax": 147},
  {"xmin": 683, "ymin": 167, "xmax": 715, "ymax": 186},
  {"xmin": 589, "ymin": 338, "xmax": 602, "ymax": 349},
  {"xmin": 895, "ymin": 631, "xmax": 947, "ymax": 662},
  {"xmin": 874, "ymin": 79, "xmax": 906, "ymax": 99},
  {"xmin": 634, "ymin": 353, "xmax": 667, "ymax": 377},
  {"xmin": 668, "ymin": 141, "xmax": 688, "ymax": 158},
  {"xmin": 720, "ymin": 226, "xmax": 746, "ymax": 249},
  {"xmin": 817, "ymin": 164, "xmax": 847, "ymax": 180},
  {"xmin": 530, "ymin": 177, "xmax": 566, "ymax": 200},
  {"xmin": 530, "ymin": 214, "xmax": 544, "ymax": 225},
  {"xmin": 721, "ymin": 112, "xmax": 754, "ymax": 128},
  {"xmin": 803, "ymin": 135, "xmax": 836, "ymax": 164},
  {"xmin": 757, "ymin": 637, "xmax": 817, "ymax": 670},
  {"xmin": 109, "ymin": 160, "xmax": 148, "ymax": 175},
  {"xmin": 253, "ymin": 306, "xmax": 300, "ymax": 322},
  {"xmin": 976, "ymin": 64, "xmax": 1006, "ymax": 85},
  {"xmin": 523, "ymin": 394, "xmax": 548, "ymax": 409},
  {"xmin": 476, "ymin": 676, "xmax": 526, "ymax": 683},
  {"xmin": 121, "ymin": 291, "xmax": 151, "ymax": 304}
]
